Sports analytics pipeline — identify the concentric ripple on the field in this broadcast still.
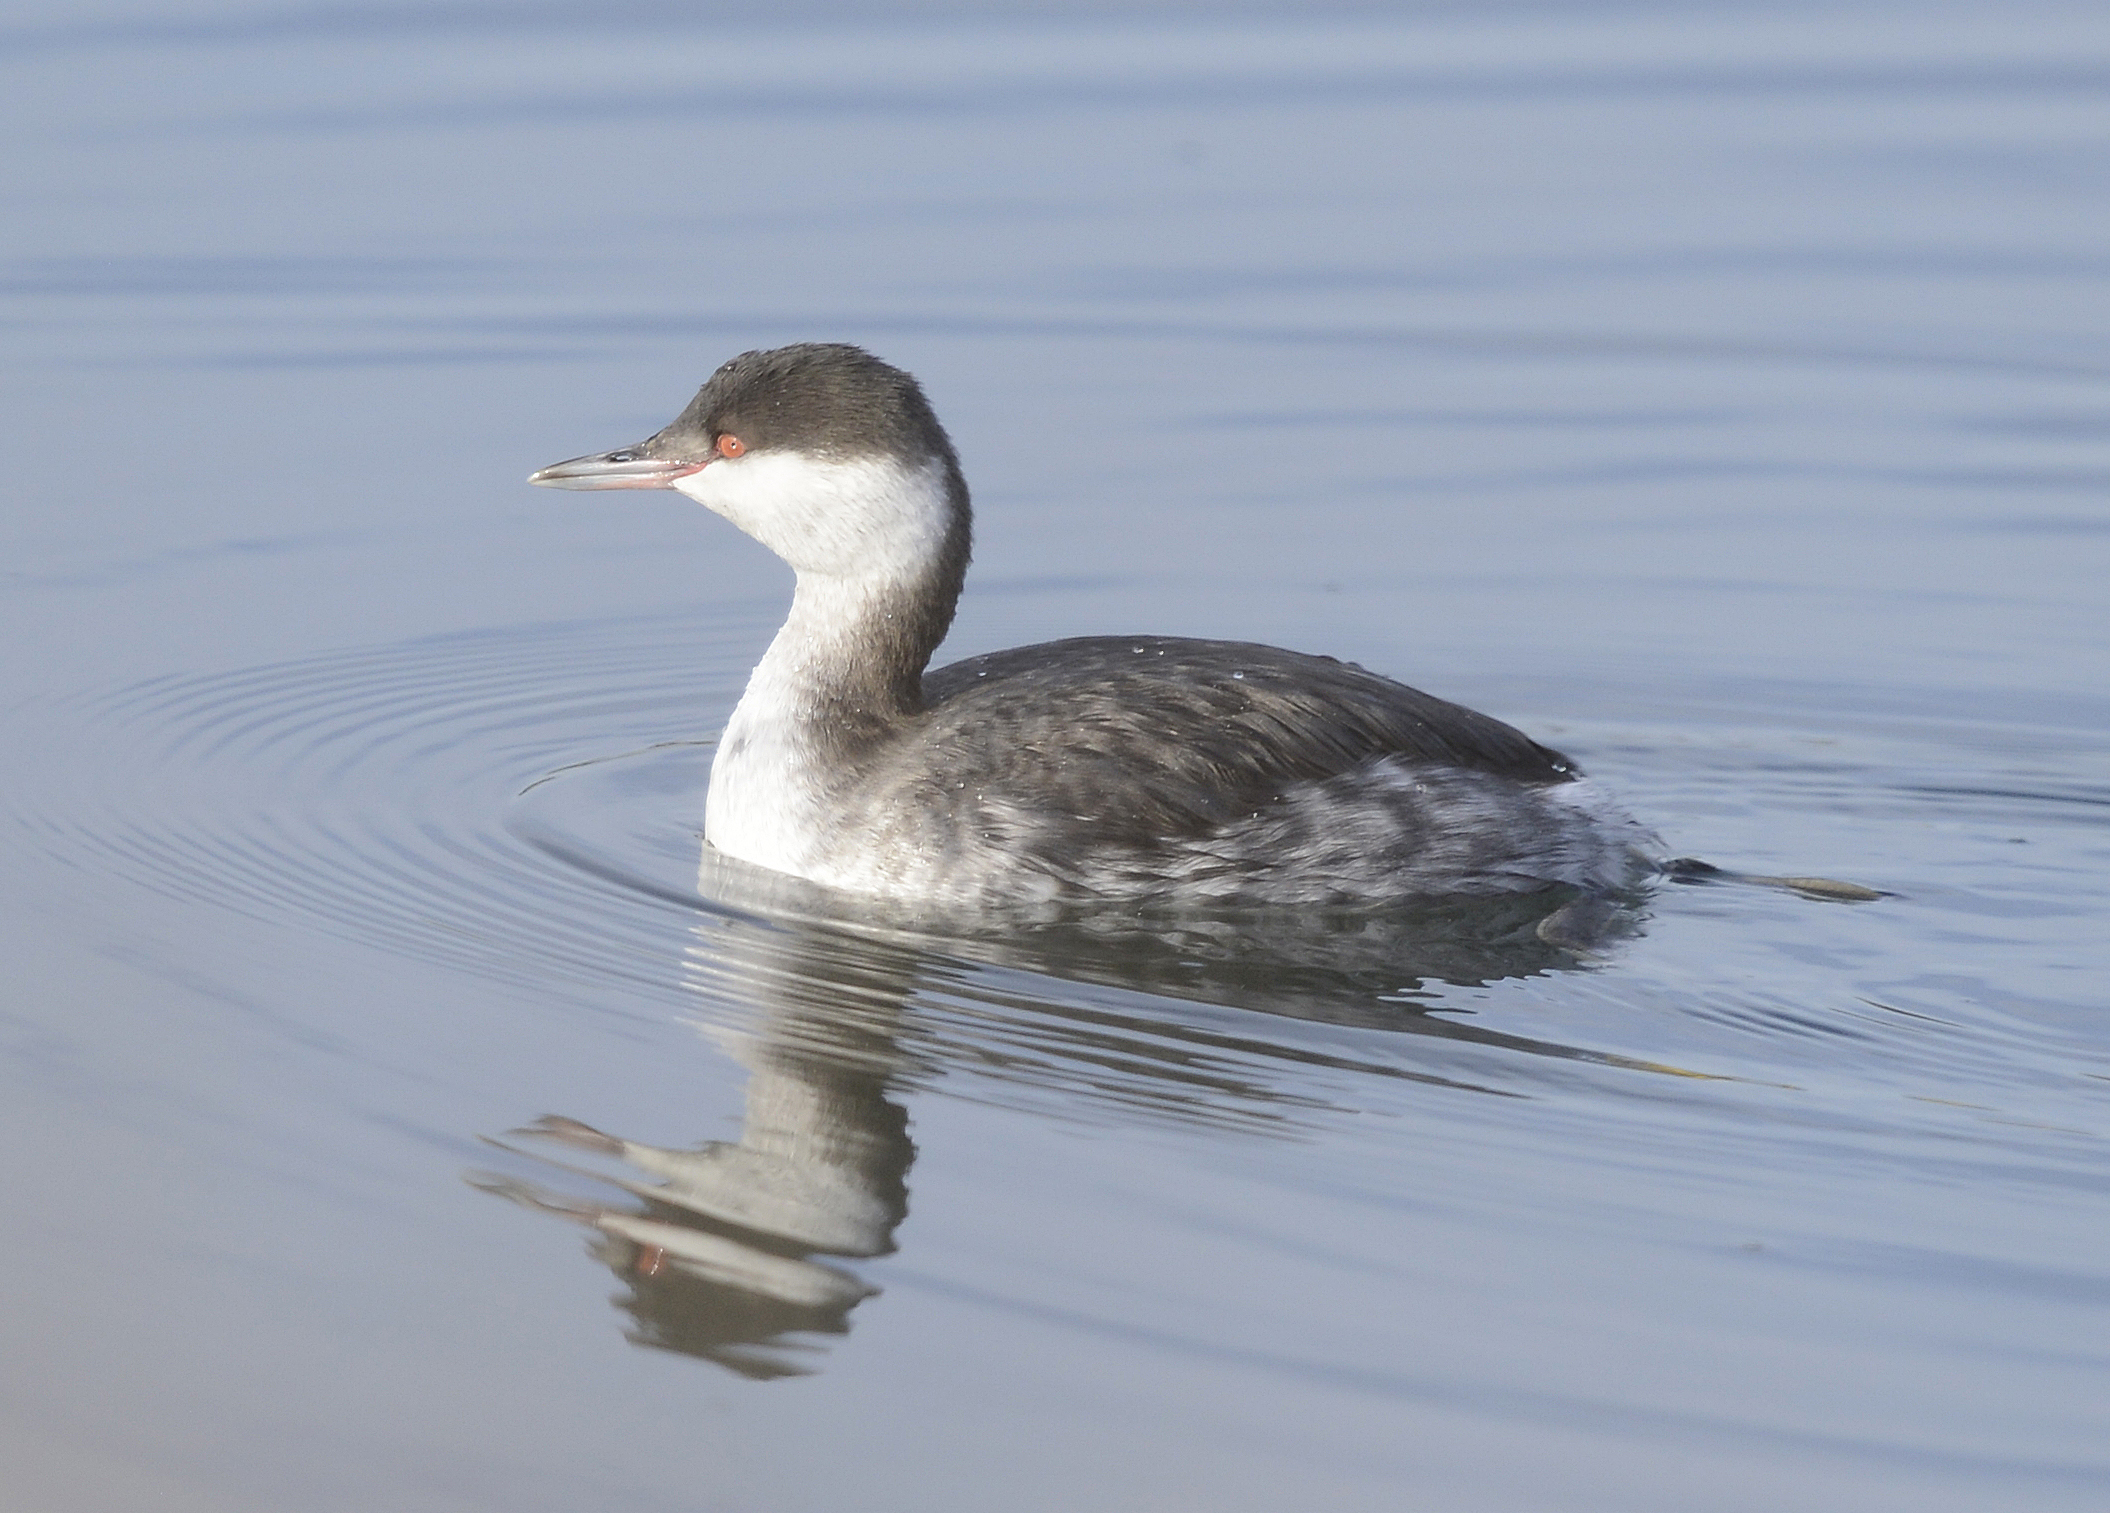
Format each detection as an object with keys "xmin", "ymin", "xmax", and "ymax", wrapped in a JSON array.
[
  {"xmin": 17, "ymin": 611, "xmax": 2110, "ymax": 1145},
  {"xmin": 31, "ymin": 613, "xmax": 748, "ymax": 1012}
]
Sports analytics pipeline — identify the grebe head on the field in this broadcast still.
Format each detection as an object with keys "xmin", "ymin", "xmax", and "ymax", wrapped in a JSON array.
[{"xmin": 529, "ymin": 343, "xmax": 970, "ymax": 585}]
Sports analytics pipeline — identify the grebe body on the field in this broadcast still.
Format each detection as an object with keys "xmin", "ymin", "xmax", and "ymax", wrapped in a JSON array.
[{"xmin": 531, "ymin": 344, "xmax": 1656, "ymax": 909}]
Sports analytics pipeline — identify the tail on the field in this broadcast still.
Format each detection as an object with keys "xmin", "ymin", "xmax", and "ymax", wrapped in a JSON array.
[{"xmin": 1661, "ymin": 857, "xmax": 1886, "ymax": 903}]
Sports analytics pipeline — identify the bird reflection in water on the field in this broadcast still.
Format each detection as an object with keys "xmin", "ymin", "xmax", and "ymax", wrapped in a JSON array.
[
  {"xmin": 472, "ymin": 898, "xmax": 919, "ymax": 1379},
  {"xmin": 473, "ymin": 843, "xmax": 1678, "ymax": 1379}
]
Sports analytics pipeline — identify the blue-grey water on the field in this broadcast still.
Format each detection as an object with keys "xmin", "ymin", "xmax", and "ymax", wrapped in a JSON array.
[{"xmin": 4, "ymin": 3, "xmax": 2107, "ymax": 1508}]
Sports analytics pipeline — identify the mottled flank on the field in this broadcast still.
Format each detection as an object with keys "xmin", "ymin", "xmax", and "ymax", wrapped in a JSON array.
[{"xmin": 814, "ymin": 637, "xmax": 1659, "ymax": 907}]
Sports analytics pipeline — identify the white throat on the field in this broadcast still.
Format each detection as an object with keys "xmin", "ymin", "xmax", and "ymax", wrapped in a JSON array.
[{"xmin": 686, "ymin": 453, "xmax": 958, "ymax": 881}]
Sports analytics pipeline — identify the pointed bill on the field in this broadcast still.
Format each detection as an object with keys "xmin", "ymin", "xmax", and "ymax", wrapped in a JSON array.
[{"xmin": 528, "ymin": 449, "xmax": 708, "ymax": 490}]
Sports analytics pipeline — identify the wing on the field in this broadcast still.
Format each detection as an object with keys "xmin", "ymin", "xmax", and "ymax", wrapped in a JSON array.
[{"xmin": 905, "ymin": 636, "xmax": 1576, "ymax": 843}]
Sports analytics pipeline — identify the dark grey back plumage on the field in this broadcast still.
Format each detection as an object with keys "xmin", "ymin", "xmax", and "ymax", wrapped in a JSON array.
[{"xmin": 910, "ymin": 636, "xmax": 1576, "ymax": 841}]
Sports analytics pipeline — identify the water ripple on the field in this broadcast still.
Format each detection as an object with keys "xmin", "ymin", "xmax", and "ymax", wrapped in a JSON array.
[{"xmin": 13, "ymin": 612, "xmax": 2107, "ymax": 1152}]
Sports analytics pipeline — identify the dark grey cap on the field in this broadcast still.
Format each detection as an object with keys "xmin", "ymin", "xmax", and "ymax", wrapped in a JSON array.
[{"xmin": 647, "ymin": 343, "xmax": 959, "ymax": 466}]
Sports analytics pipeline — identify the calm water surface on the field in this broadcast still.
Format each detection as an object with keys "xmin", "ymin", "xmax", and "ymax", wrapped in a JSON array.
[{"xmin": 3, "ymin": 2, "xmax": 2107, "ymax": 1509}]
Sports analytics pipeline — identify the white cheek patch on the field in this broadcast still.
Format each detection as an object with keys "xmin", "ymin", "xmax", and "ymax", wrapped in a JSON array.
[{"xmin": 675, "ymin": 452, "xmax": 952, "ymax": 581}]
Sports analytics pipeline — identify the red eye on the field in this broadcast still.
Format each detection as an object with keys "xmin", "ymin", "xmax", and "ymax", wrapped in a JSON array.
[{"xmin": 717, "ymin": 434, "xmax": 746, "ymax": 459}]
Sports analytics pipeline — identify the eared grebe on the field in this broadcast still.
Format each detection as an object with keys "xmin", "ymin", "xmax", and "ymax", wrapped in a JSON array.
[{"xmin": 530, "ymin": 343, "xmax": 1660, "ymax": 909}]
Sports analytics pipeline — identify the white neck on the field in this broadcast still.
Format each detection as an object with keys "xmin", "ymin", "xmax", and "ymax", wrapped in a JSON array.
[
  {"xmin": 690, "ymin": 454, "xmax": 965, "ymax": 881},
  {"xmin": 702, "ymin": 580, "xmax": 886, "ymax": 873}
]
